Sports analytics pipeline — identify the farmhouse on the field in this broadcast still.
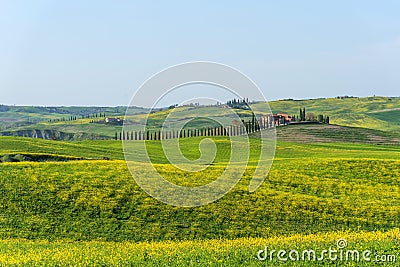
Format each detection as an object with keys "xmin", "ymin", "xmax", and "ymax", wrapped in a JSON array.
[
  {"xmin": 273, "ymin": 113, "xmax": 293, "ymax": 125},
  {"xmin": 260, "ymin": 113, "xmax": 293, "ymax": 127},
  {"xmin": 105, "ymin": 117, "xmax": 123, "ymax": 125}
]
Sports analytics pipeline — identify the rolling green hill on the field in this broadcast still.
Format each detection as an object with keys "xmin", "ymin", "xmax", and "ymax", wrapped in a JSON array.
[
  {"xmin": 1, "ymin": 123, "xmax": 399, "ymax": 163},
  {"xmin": 266, "ymin": 96, "xmax": 400, "ymax": 132},
  {"xmin": 0, "ymin": 105, "xmax": 144, "ymax": 133},
  {"xmin": 1, "ymin": 96, "xmax": 399, "ymax": 140}
]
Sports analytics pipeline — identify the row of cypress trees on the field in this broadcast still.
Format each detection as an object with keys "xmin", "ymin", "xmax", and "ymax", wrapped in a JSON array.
[{"xmin": 115, "ymin": 117, "xmax": 274, "ymax": 141}]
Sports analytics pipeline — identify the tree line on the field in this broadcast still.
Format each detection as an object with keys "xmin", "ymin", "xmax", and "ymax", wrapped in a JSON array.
[
  {"xmin": 298, "ymin": 107, "xmax": 329, "ymax": 124},
  {"xmin": 48, "ymin": 113, "xmax": 107, "ymax": 123},
  {"xmin": 115, "ymin": 114, "xmax": 273, "ymax": 141},
  {"xmin": 226, "ymin": 98, "xmax": 251, "ymax": 110},
  {"xmin": 115, "ymin": 107, "xmax": 331, "ymax": 141}
]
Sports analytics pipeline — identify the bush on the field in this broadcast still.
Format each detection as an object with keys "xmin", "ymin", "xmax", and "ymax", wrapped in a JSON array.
[
  {"xmin": 0, "ymin": 155, "xmax": 18, "ymax": 162},
  {"xmin": 13, "ymin": 154, "xmax": 33, "ymax": 162}
]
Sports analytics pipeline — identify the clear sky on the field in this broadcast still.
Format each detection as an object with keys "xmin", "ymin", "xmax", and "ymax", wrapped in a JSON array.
[{"xmin": 0, "ymin": 1, "xmax": 399, "ymax": 106}]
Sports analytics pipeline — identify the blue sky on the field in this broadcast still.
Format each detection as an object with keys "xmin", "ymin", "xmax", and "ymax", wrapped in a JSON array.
[{"xmin": 0, "ymin": 1, "xmax": 399, "ymax": 106}]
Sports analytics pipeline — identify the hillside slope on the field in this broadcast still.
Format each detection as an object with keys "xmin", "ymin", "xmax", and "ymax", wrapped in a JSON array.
[
  {"xmin": 1, "ymin": 96, "xmax": 399, "ymax": 140},
  {"xmin": 276, "ymin": 123, "xmax": 400, "ymax": 145},
  {"xmin": 1, "ymin": 124, "xmax": 400, "ymax": 164},
  {"xmin": 265, "ymin": 96, "xmax": 400, "ymax": 132}
]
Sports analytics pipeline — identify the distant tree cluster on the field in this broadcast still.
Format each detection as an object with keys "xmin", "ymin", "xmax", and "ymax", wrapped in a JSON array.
[
  {"xmin": 83, "ymin": 113, "xmax": 107, "ymax": 119},
  {"xmin": 226, "ymin": 98, "xmax": 250, "ymax": 110},
  {"xmin": 298, "ymin": 107, "xmax": 329, "ymax": 124},
  {"xmin": 336, "ymin": 95, "xmax": 358, "ymax": 99},
  {"xmin": 0, "ymin": 105, "xmax": 10, "ymax": 112},
  {"xmin": 48, "ymin": 113, "xmax": 107, "ymax": 123},
  {"xmin": 48, "ymin": 116, "xmax": 78, "ymax": 123}
]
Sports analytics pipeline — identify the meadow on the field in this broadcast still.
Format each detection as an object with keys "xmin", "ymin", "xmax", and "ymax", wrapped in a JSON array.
[
  {"xmin": 0, "ymin": 230, "xmax": 398, "ymax": 266},
  {"xmin": 0, "ymin": 128, "xmax": 399, "ymax": 266}
]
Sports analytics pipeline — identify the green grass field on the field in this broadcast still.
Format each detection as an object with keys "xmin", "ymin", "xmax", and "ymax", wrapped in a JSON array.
[{"xmin": 0, "ymin": 124, "xmax": 399, "ymax": 266}]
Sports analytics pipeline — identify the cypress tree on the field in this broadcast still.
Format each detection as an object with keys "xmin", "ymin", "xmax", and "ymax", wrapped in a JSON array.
[
  {"xmin": 251, "ymin": 113, "xmax": 255, "ymax": 131},
  {"xmin": 299, "ymin": 108, "xmax": 305, "ymax": 121}
]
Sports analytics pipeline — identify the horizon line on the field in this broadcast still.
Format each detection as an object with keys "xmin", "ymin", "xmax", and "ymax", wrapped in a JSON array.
[{"xmin": 1, "ymin": 95, "xmax": 399, "ymax": 108}]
